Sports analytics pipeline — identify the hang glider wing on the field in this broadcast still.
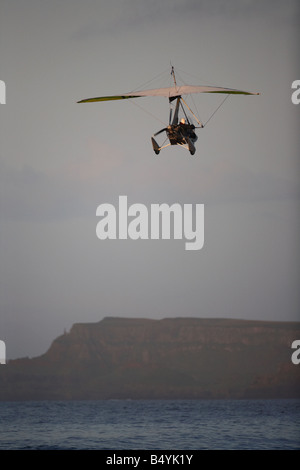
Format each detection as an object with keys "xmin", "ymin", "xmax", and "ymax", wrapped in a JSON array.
[{"xmin": 77, "ymin": 85, "xmax": 259, "ymax": 103}]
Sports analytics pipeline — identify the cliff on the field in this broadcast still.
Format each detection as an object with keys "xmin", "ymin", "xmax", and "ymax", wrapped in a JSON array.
[{"xmin": 0, "ymin": 317, "xmax": 299, "ymax": 400}]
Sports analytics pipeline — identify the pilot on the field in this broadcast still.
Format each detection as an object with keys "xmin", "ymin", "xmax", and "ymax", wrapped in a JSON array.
[{"xmin": 180, "ymin": 118, "xmax": 186, "ymax": 125}]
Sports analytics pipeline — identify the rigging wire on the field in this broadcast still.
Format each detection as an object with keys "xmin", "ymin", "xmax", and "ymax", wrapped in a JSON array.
[
  {"xmin": 126, "ymin": 66, "xmax": 232, "ymax": 130},
  {"xmin": 175, "ymin": 66, "xmax": 221, "ymax": 88},
  {"xmin": 167, "ymin": 67, "xmax": 204, "ymax": 125},
  {"xmin": 130, "ymin": 68, "xmax": 170, "ymax": 93},
  {"xmin": 203, "ymin": 94, "xmax": 230, "ymax": 127},
  {"xmin": 128, "ymin": 98, "xmax": 167, "ymax": 126},
  {"xmin": 173, "ymin": 66, "xmax": 232, "ymax": 126},
  {"xmin": 127, "ymin": 68, "xmax": 171, "ymax": 127}
]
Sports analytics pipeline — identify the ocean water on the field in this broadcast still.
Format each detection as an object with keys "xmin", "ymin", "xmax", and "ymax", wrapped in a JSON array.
[{"xmin": 0, "ymin": 399, "xmax": 299, "ymax": 450}]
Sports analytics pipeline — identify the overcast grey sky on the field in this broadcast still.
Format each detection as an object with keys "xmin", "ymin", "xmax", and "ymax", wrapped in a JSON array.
[{"xmin": 1, "ymin": 0, "xmax": 299, "ymax": 359}]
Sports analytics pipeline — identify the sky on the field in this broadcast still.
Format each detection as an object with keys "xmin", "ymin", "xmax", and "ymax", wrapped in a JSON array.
[{"xmin": 1, "ymin": 0, "xmax": 299, "ymax": 359}]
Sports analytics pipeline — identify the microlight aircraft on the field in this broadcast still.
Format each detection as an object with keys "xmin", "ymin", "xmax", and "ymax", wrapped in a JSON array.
[{"xmin": 77, "ymin": 67, "xmax": 259, "ymax": 155}]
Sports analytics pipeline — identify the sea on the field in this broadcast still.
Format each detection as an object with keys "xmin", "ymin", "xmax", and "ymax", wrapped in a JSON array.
[{"xmin": 0, "ymin": 399, "xmax": 299, "ymax": 451}]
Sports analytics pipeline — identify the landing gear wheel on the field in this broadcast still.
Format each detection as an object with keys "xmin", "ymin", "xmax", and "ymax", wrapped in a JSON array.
[{"xmin": 151, "ymin": 137, "xmax": 161, "ymax": 155}]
